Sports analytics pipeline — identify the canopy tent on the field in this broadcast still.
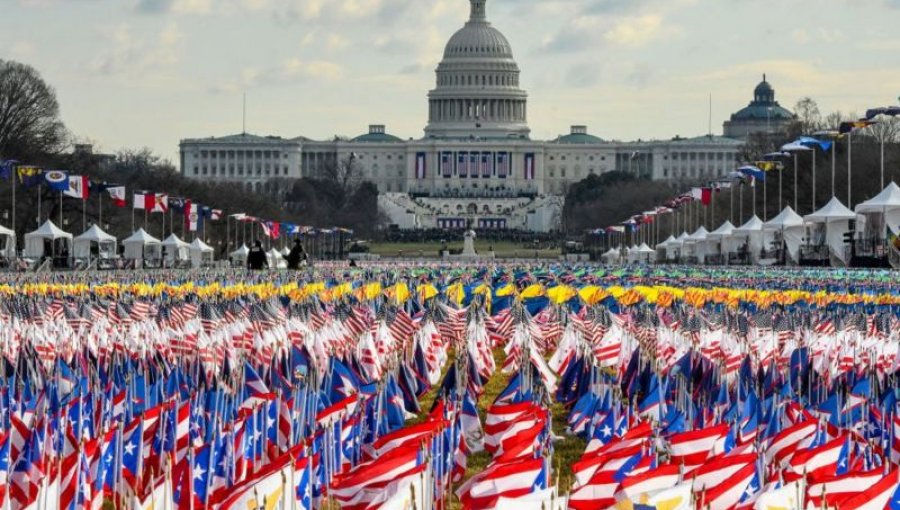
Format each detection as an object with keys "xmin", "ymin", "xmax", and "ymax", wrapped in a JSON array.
[
  {"xmin": 123, "ymin": 229, "xmax": 162, "ymax": 263},
  {"xmin": 733, "ymin": 215, "xmax": 765, "ymax": 264},
  {"xmin": 189, "ymin": 238, "xmax": 215, "ymax": 268},
  {"xmin": 73, "ymin": 225, "xmax": 117, "ymax": 262},
  {"xmin": 666, "ymin": 232, "xmax": 689, "ymax": 262},
  {"xmin": 268, "ymin": 248, "xmax": 287, "ymax": 269},
  {"xmin": 635, "ymin": 243, "xmax": 656, "ymax": 264},
  {"xmin": 24, "ymin": 220, "xmax": 73, "ymax": 259},
  {"xmin": 855, "ymin": 182, "xmax": 900, "ymax": 238},
  {"xmin": 230, "ymin": 244, "xmax": 249, "ymax": 266},
  {"xmin": 655, "ymin": 235, "xmax": 676, "ymax": 263},
  {"xmin": 804, "ymin": 197, "xmax": 856, "ymax": 264},
  {"xmin": 601, "ymin": 247, "xmax": 622, "ymax": 265},
  {"xmin": 0, "ymin": 224, "xmax": 15, "ymax": 259},
  {"xmin": 682, "ymin": 227, "xmax": 710, "ymax": 263},
  {"xmin": 705, "ymin": 221, "xmax": 740, "ymax": 263},
  {"xmin": 161, "ymin": 234, "xmax": 191, "ymax": 263},
  {"xmin": 763, "ymin": 206, "xmax": 805, "ymax": 264}
]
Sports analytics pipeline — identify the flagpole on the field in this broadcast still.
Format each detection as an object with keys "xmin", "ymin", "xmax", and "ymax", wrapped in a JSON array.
[
  {"xmin": 82, "ymin": 196, "xmax": 86, "ymax": 231},
  {"xmin": 831, "ymin": 138, "xmax": 836, "ymax": 197},
  {"xmin": 730, "ymin": 183, "xmax": 734, "ymax": 224},
  {"xmin": 98, "ymin": 192, "xmax": 103, "ymax": 226},
  {"xmin": 37, "ymin": 184, "xmax": 41, "ymax": 225},
  {"xmin": 752, "ymin": 179, "xmax": 757, "ymax": 218},
  {"xmin": 847, "ymin": 131, "xmax": 852, "ymax": 207},
  {"xmin": 59, "ymin": 190, "xmax": 63, "ymax": 227},
  {"xmin": 763, "ymin": 172, "xmax": 768, "ymax": 221},
  {"xmin": 11, "ymin": 166, "xmax": 16, "ymax": 256},
  {"xmin": 811, "ymin": 147, "xmax": 816, "ymax": 213},
  {"xmin": 793, "ymin": 152, "xmax": 798, "ymax": 212}
]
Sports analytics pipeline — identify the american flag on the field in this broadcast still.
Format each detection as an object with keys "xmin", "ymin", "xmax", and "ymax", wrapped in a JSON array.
[
  {"xmin": 481, "ymin": 152, "xmax": 492, "ymax": 178},
  {"xmin": 469, "ymin": 152, "xmax": 479, "ymax": 178},
  {"xmin": 199, "ymin": 303, "xmax": 221, "ymax": 334},
  {"xmin": 442, "ymin": 152, "xmax": 452, "ymax": 178},
  {"xmin": 458, "ymin": 152, "xmax": 468, "ymax": 177},
  {"xmin": 775, "ymin": 313, "xmax": 794, "ymax": 343},
  {"xmin": 497, "ymin": 152, "xmax": 508, "ymax": 178}
]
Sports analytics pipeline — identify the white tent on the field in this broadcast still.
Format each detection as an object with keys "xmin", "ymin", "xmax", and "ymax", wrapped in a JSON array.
[
  {"xmin": 162, "ymin": 234, "xmax": 191, "ymax": 264},
  {"xmin": 230, "ymin": 244, "xmax": 249, "ymax": 266},
  {"xmin": 666, "ymin": 232, "xmax": 689, "ymax": 262},
  {"xmin": 706, "ymin": 221, "xmax": 739, "ymax": 264},
  {"xmin": 74, "ymin": 225, "xmax": 117, "ymax": 261},
  {"xmin": 268, "ymin": 247, "xmax": 287, "ymax": 269},
  {"xmin": 855, "ymin": 182, "xmax": 900, "ymax": 238},
  {"xmin": 683, "ymin": 227, "xmax": 710, "ymax": 264},
  {"xmin": 805, "ymin": 197, "xmax": 856, "ymax": 265},
  {"xmin": 733, "ymin": 215, "xmax": 765, "ymax": 264},
  {"xmin": 24, "ymin": 220, "xmax": 73, "ymax": 259},
  {"xmin": 602, "ymin": 247, "xmax": 621, "ymax": 265},
  {"xmin": 636, "ymin": 243, "xmax": 656, "ymax": 263},
  {"xmin": 189, "ymin": 238, "xmax": 215, "ymax": 268},
  {"xmin": 656, "ymin": 235, "xmax": 676, "ymax": 263},
  {"xmin": 0, "ymin": 224, "xmax": 15, "ymax": 259},
  {"xmin": 123, "ymin": 228, "xmax": 162, "ymax": 264},
  {"xmin": 764, "ymin": 206, "xmax": 805, "ymax": 264}
]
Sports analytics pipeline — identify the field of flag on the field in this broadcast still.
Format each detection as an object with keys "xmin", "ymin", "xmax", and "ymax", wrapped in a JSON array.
[{"xmin": 1, "ymin": 264, "xmax": 900, "ymax": 510}]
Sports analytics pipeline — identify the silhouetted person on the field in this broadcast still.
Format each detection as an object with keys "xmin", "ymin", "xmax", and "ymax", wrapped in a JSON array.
[
  {"xmin": 285, "ymin": 239, "xmax": 307, "ymax": 269},
  {"xmin": 247, "ymin": 241, "xmax": 269, "ymax": 270}
]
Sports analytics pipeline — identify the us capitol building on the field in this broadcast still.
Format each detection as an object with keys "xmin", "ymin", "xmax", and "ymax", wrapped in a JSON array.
[{"xmin": 180, "ymin": 0, "xmax": 793, "ymax": 232}]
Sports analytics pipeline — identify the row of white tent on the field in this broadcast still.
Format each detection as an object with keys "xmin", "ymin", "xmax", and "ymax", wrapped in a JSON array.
[
  {"xmin": 0, "ymin": 221, "xmax": 294, "ymax": 269},
  {"xmin": 605, "ymin": 182, "xmax": 900, "ymax": 266}
]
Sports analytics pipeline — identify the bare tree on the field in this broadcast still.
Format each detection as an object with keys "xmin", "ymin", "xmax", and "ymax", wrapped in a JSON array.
[
  {"xmin": 0, "ymin": 60, "xmax": 68, "ymax": 159},
  {"xmin": 792, "ymin": 97, "xmax": 823, "ymax": 135},
  {"xmin": 322, "ymin": 155, "xmax": 364, "ymax": 195}
]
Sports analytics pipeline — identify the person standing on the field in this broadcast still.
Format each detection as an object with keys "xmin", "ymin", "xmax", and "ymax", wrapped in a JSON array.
[
  {"xmin": 247, "ymin": 241, "xmax": 269, "ymax": 270},
  {"xmin": 285, "ymin": 239, "xmax": 307, "ymax": 270}
]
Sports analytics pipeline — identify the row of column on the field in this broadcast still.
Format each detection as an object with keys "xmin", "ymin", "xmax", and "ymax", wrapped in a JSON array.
[{"xmin": 429, "ymin": 98, "xmax": 526, "ymax": 123}]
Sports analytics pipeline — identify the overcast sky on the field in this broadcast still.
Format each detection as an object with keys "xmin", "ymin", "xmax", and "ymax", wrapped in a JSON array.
[{"xmin": 5, "ymin": 0, "xmax": 900, "ymax": 164}]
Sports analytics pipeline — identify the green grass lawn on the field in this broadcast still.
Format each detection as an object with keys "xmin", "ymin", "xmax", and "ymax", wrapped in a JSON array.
[
  {"xmin": 367, "ymin": 241, "xmax": 561, "ymax": 259},
  {"xmin": 416, "ymin": 349, "xmax": 584, "ymax": 509}
]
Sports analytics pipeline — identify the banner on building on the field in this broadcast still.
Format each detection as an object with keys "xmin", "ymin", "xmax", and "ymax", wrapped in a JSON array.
[
  {"xmin": 458, "ymin": 152, "xmax": 468, "ymax": 178},
  {"xmin": 481, "ymin": 152, "xmax": 492, "ymax": 178},
  {"xmin": 415, "ymin": 152, "xmax": 427, "ymax": 179},
  {"xmin": 441, "ymin": 152, "xmax": 453, "ymax": 178},
  {"xmin": 469, "ymin": 152, "xmax": 479, "ymax": 178},
  {"xmin": 497, "ymin": 152, "xmax": 509, "ymax": 178},
  {"xmin": 524, "ymin": 153, "xmax": 536, "ymax": 180}
]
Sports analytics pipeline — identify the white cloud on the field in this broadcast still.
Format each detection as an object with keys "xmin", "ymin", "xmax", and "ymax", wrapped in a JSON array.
[{"xmin": 603, "ymin": 14, "xmax": 674, "ymax": 47}]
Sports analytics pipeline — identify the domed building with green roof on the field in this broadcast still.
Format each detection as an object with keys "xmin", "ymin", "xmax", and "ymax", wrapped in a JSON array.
[
  {"xmin": 180, "ymin": 0, "xmax": 749, "ymax": 233},
  {"xmin": 723, "ymin": 75, "xmax": 796, "ymax": 139}
]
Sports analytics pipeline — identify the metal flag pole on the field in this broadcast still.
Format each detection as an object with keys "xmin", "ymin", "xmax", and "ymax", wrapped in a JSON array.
[
  {"xmin": 793, "ymin": 152, "xmax": 798, "ymax": 212},
  {"xmin": 98, "ymin": 192, "xmax": 102, "ymax": 226},
  {"xmin": 880, "ymin": 124, "xmax": 885, "ymax": 189},
  {"xmin": 831, "ymin": 139, "xmax": 836, "ymax": 197},
  {"xmin": 847, "ymin": 131, "xmax": 853, "ymax": 207},
  {"xmin": 59, "ymin": 191, "xmax": 63, "ymax": 227},
  {"xmin": 11, "ymin": 165, "xmax": 16, "ymax": 248},
  {"xmin": 82, "ymin": 197, "xmax": 86, "ymax": 231},
  {"xmin": 811, "ymin": 147, "xmax": 817, "ymax": 213}
]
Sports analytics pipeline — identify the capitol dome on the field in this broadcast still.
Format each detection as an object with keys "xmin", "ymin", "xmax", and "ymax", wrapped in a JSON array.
[{"xmin": 425, "ymin": 0, "xmax": 530, "ymax": 140}]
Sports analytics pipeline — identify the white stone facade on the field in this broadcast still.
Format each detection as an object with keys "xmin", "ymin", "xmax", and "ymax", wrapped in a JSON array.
[{"xmin": 179, "ymin": 0, "xmax": 747, "ymax": 233}]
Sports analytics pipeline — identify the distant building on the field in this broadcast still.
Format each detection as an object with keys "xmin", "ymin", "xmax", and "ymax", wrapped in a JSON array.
[
  {"xmin": 178, "ymin": 134, "xmax": 302, "ymax": 195},
  {"xmin": 71, "ymin": 144, "xmax": 115, "ymax": 170},
  {"xmin": 723, "ymin": 75, "xmax": 795, "ymax": 139},
  {"xmin": 179, "ymin": 0, "xmax": 746, "ymax": 232}
]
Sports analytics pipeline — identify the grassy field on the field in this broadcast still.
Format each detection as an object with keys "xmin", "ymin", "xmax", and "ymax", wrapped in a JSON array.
[
  {"xmin": 414, "ymin": 349, "xmax": 584, "ymax": 509},
  {"xmin": 366, "ymin": 241, "xmax": 561, "ymax": 259}
]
